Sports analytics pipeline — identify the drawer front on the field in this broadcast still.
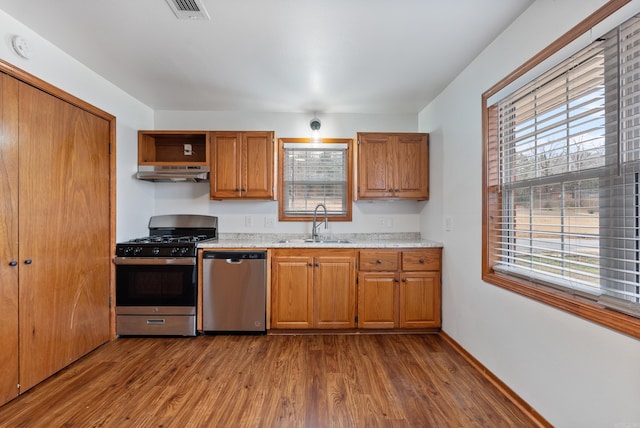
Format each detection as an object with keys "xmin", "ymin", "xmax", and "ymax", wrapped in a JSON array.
[
  {"xmin": 116, "ymin": 314, "xmax": 196, "ymax": 336},
  {"xmin": 359, "ymin": 250, "xmax": 398, "ymax": 271},
  {"xmin": 401, "ymin": 249, "xmax": 441, "ymax": 271}
]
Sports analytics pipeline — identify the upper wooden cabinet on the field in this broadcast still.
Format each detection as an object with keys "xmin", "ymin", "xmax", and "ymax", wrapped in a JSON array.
[
  {"xmin": 138, "ymin": 131, "xmax": 209, "ymax": 165},
  {"xmin": 356, "ymin": 132, "xmax": 429, "ymax": 200},
  {"xmin": 210, "ymin": 131, "xmax": 275, "ymax": 200}
]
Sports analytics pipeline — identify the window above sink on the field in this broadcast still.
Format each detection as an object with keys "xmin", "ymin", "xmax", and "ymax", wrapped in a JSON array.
[{"xmin": 278, "ymin": 138, "xmax": 353, "ymax": 223}]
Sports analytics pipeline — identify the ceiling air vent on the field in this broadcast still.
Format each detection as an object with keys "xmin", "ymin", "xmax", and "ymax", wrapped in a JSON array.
[{"xmin": 165, "ymin": 0, "xmax": 211, "ymax": 20}]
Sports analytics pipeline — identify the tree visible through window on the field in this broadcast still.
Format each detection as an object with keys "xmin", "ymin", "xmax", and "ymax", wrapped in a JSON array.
[
  {"xmin": 278, "ymin": 138, "xmax": 353, "ymax": 222},
  {"xmin": 483, "ymin": 3, "xmax": 640, "ymax": 338}
]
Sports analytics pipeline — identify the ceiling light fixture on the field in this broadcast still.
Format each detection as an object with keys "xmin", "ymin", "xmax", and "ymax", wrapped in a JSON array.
[{"xmin": 310, "ymin": 116, "xmax": 321, "ymax": 142}]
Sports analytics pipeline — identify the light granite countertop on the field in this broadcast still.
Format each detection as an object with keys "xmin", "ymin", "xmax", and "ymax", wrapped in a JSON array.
[{"xmin": 198, "ymin": 233, "xmax": 443, "ymax": 249}]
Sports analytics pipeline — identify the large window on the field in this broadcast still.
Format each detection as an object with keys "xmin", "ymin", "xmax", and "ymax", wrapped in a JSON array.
[
  {"xmin": 483, "ymin": 0, "xmax": 640, "ymax": 339},
  {"xmin": 278, "ymin": 138, "xmax": 353, "ymax": 221}
]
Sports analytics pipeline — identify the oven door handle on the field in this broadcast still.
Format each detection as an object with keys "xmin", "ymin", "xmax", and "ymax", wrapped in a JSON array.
[{"xmin": 113, "ymin": 257, "xmax": 196, "ymax": 266}]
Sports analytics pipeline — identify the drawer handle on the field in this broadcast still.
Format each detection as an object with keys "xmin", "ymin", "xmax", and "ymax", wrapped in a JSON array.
[{"xmin": 146, "ymin": 319, "xmax": 166, "ymax": 325}]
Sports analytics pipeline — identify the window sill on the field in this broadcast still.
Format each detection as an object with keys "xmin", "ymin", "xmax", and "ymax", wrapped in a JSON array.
[{"xmin": 483, "ymin": 270, "xmax": 640, "ymax": 340}]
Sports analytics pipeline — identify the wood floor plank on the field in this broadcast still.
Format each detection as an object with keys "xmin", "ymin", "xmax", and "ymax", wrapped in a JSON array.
[{"xmin": 0, "ymin": 334, "xmax": 539, "ymax": 427}]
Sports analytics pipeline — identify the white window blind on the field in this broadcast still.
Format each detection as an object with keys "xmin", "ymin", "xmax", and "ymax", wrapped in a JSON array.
[
  {"xmin": 282, "ymin": 143, "xmax": 348, "ymax": 216},
  {"xmin": 493, "ymin": 16, "xmax": 640, "ymax": 316}
]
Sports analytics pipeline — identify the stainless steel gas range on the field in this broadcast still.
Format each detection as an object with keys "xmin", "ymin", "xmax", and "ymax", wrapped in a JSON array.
[{"xmin": 114, "ymin": 214, "xmax": 218, "ymax": 336}]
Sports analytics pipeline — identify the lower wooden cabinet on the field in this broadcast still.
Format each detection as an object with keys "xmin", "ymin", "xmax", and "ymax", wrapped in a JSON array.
[
  {"xmin": 358, "ymin": 272, "xmax": 398, "ymax": 329},
  {"xmin": 399, "ymin": 271, "xmax": 441, "ymax": 328},
  {"xmin": 270, "ymin": 247, "xmax": 442, "ymax": 331},
  {"xmin": 358, "ymin": 248, "xmax": 442, "ymax": 329},
  {"xmin": 271, "ymin": 249, "xmax": 357, "ymax": 329}
]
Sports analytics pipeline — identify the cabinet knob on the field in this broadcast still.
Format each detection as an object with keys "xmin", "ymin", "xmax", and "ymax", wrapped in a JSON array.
[
  {"xmin": 308, "ymin": 263, "xmax": 313, "ymax": 267},
  {"xmin": 315, "ymin": 263, "xmax": 320, "ymax": 267},
  {"xmin": 394, "ymin": 278, "xmax": 400, "ymax": 283},
  {"xmin": 419, "ymin": 259, "xmax": 425, "ymax": 264},
  {"xmin": 388, "ymin": 188, "xmax": 393, "ymax": 192},
  {"xmin": 24, "ymin": 259, "xmax": 33, "ymax": 265},
  {"xmin": 376, "ymin": 259, "xmax": 382, "ymax": 264},
  {"xmin": 395, "ymin": 189, "xmax": 400, "ymax": 192},
  {"xmin": 9, "ymin": 261, "xmax": 18, "ymax": 267},
  {"xmin": 241, "ymin": 188, "xmax": 246, "ymax": 192}
]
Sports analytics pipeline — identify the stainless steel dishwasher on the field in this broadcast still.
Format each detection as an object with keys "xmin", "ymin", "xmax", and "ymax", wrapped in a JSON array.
[{"xmin": 202, "ymin": 251, "xmax": 267, "ymax": 333}]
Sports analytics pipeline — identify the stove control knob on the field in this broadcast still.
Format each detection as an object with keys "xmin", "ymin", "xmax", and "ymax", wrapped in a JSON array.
[
  {"xmin": 180, "ymin": 247, "xmax": 189, "ymax": 256},
  {"xmin": 152, "ymin": 247, "xmax": 160, "ymax": 256},
  {"xmin": 133, "ymin": 247, "xmax": 142, "ymax": 256},
  {"xmin": 124, "ymin": 247, "xmax": 133, "ymax": 256},
  {"xmin": 171, "ymin": 247, "xmax": 180, "ymax": 255}
]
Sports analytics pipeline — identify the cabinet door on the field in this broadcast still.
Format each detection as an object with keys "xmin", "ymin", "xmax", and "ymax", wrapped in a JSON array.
[
  {"xmin": 0, "ymin": 73, "xmax": 20, "ymax": 406},
  {"xmin": 18, "ymin": 82, "xmax": 111, "ymax": 392},
  {"xmin": 271, "ymin": 255, "xmax": 313, "ymax": 328},
  {"xmin": 358, "ymin": 272, "xmax": 398, "ymax": 329},
  {"xmin": 242, "ymin": 132, "xmax": 274, "ymax": 199},
  {"xmin": 211, "ymin": 132, "xmax": 241, "ymax": 198},
  {"xmin": 399, "ymin": 271, "xmax": 441, "ymax": 328},
  {"xmin": 395, "ymin": 134, "xmax": 429, "ymax": 199},
  {"xmin": 314, "ymin": 255, "xmax": 356, "ymax": 328},
  {"xmin": 357, "ymin": 133, "xmax": 394, "ymax": 198}
]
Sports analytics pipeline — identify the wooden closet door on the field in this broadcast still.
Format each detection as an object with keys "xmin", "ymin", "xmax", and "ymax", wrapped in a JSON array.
[
  {"xmin": 18, "ymin": 82, "xmax": 111, "ymax": 392},
  {"xmin": 0, "ymin": 73, "xmax": 20, "ymax": 405}
]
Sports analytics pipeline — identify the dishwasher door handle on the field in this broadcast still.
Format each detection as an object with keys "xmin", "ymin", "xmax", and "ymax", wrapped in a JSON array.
[{"xmin": 226, "ymin": 258, "xmax": 243, "ymax": 264}]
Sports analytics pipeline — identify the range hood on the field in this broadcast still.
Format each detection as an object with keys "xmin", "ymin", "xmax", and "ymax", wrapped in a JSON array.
[{"xmin": 136, "ymin": 165, "xmax": 210, "ymax": 182}]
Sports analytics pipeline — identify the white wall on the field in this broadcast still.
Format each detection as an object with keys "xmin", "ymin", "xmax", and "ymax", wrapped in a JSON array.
[
  {"xmin": 0, "ymin": 10, "xmax": 155, "ymax": 241},
  {"xmin": 154, "ymin": 110, "xmax": 425, "ymax": 235},
  {"xmin": 419, "ymin": 0, "xmax": 640, "ymax": 426}
]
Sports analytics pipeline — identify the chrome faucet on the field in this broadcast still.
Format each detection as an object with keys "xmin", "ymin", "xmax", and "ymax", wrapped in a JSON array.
[{"xmin": 312, "ymin": 203, "xmax": 328, "ymax": 241}]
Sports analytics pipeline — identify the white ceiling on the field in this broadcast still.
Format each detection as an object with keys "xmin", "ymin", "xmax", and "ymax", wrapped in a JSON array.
[{"xmin": 0, "ymin": 0, "xmax": 533, "ymax": 114}]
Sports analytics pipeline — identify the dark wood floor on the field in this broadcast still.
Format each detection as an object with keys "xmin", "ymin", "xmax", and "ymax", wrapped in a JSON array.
[{"xmin": 0, "ymin": 334, "xmax": 538, "ymax": 427}]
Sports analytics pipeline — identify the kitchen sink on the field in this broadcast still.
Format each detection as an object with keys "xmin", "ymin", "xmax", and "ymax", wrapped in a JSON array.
[
  {"xmin": 276, "ymin": 239, "xmax": 351, "ymax": 244},
  {"xmin": 303, "ymin": 239, "xmax": 351, "ymax": 244}
]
